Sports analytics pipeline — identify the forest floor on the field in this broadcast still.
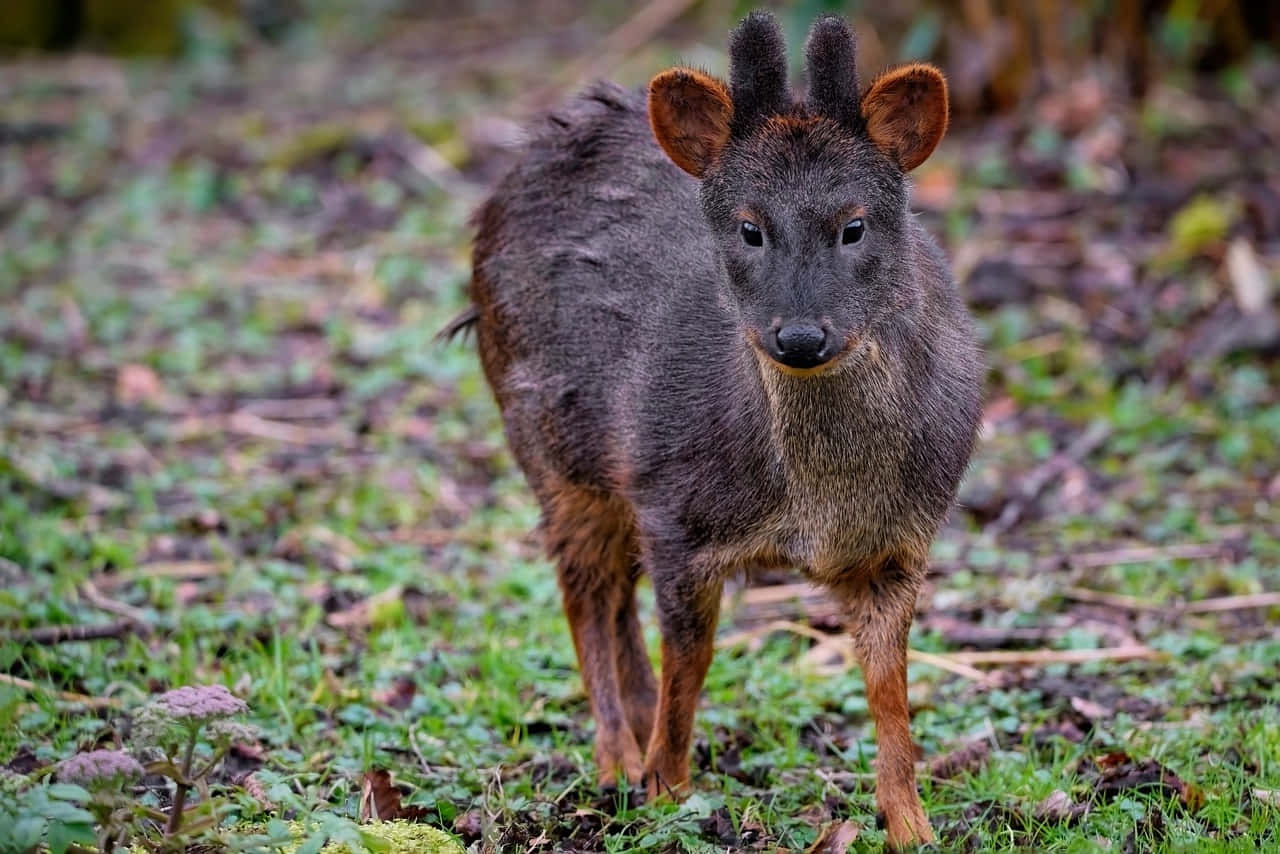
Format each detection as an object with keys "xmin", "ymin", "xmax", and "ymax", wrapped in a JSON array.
[{"xmin": 2, "ymin": 5, "xmax": 1279, "ymax": 852}]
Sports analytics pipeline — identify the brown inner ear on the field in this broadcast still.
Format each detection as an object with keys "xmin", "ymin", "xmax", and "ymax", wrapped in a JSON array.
[
  {"xmin": 860, "ymin": 63, "xmax": 949, "ymax": 172},
  {"xmin": 648, "ymin": 69, "xmax": 734, "ymax": 178}
]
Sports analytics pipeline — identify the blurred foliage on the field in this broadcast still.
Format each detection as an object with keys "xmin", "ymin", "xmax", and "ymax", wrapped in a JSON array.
[{"xmin": 3, "ymin": 1, "xmax": 1278, "ymax": 114}]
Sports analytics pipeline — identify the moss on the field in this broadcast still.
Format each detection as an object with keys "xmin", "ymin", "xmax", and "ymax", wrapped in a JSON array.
[
  {"xmin": 128, "ymin": 821, "xmax": 463, "ymax": 853},
  {"xmin": 302, "ymin": 822, "xmax": 463, "ymax": 854}
]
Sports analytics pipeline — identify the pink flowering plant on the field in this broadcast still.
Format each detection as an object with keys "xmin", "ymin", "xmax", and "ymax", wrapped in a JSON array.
[
  {"xmin": 131, "ymin": 684, "xmax": 256, "ymax": 841},
  {"xmin": 54, "ymin": 750, "xmax": 144, "ymax": 853}
]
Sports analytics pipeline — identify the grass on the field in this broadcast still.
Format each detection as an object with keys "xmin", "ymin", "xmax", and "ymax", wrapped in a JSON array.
[{"xmin": 1, "ymin": 5, "xmax": 1278, "ymax": 852}]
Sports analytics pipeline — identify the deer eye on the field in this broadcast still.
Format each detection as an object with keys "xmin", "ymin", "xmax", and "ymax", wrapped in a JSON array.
[
  {"xmin": 841, "ymin": 218, "xmax": 865, "ymax": 245},
  {"xmin": 740, "ymin": 221, "xmax": 763, "ymax": 247}
]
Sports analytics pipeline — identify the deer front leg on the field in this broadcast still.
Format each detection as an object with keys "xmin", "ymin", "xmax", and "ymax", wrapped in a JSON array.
[
  {"xmin": 835, "ymin": 557, "xmax": 933, "ymax": 850},
  {"xmin": 643, "ymin": 566, "xmax": 722, "ymax": 800}
]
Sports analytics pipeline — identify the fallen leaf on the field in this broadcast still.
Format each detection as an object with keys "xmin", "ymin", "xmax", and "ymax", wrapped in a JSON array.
[
  {"xmin": 1082, "ymin": 752, "xmax": 1204, "ymax": 811},
  {"xmin": 116, "ymin": 363, "xmax": 165, "ymax": 406},
  {"xmin": 1035, "ymin": 789, "xmax": 1089, "ymax": 823},
  {"xmin": 452, "ymin": 809, "xmax": 483, "ymax": 839},
  {"xmin": 807, "ymin": 819, "xmax": 860, "ymax": 853},
  {"xmin": 372, "ymin": 677, "xmax": 417, "ymax": 711},
  {"xmin": 241, "ymin": 771, "xmax": 275, "ymax": 811},
  {"xmin": 359, "ymin": 769, "xmax": 430, "ymax": 822},
  {"xmin": 930, "ymin": 738, "xmax": 992, "ymax": 780},
  {"xmin": 1070, "ymin": 695, "xmax": 1110, "ymax": 721},
  {"xmin": 1251, "ymin": 789, "xmax": 1280, "ymax": 808},
  {"xmin": 1226, "ymin": 237, "xmax": 1272, "ymax": 315}
]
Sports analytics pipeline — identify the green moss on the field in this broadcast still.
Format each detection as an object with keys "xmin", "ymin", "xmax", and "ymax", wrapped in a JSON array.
[{"xmin": 129, "ymin": 821, "xmax": 463, "ymax": 854}]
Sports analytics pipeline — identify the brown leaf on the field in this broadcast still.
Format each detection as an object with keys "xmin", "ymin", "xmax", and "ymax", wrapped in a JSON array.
[
  {"xmin": 452, "ymin": 809, "xmax": 483, "ymax": 840},
  {"xmin": 1035, "ymin": 789, "xmax": 1089, "ymax": 824},
  {"xmin": 116, "ymin": 363, "xmax": 165, "ymax": 406},
  {"xmin": 1069, "ymin": 695, "xmax": 1110, "ymax": 721},
  {"xmin": 372, "ymin": 677, "xmax": 417, "ymax": 711},
  {"xmin": 929, "ymin": 738, "xmax": 992, "ymax": 780},
  {"xmin": 807, "ymin": 819, "xmax": 860, "ymax": 853},
  {"xmin": 1226, "ymin": 237, "xmax": 1272, "ymax": 315},
  {"xmin": 359, "ymin": 769, "xmax": 430, "ymax": 822},
  {"xmin": 241, "ymin": 771, "xmax": 275, "ymax": 811},
  {"xmin": 1084, "ymin": 753, "xmax": 1204, "ymax": 812}
]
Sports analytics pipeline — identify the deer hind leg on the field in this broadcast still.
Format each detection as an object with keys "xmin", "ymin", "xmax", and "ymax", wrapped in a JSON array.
[
  {"xmin": 544, "ymin": 485, "xmax": 644, "ymax": 789},
  {"xmin": 833, "ymin": 555, "xmax": 934, "ymax": 851},
  {"xmin": 614, "ymin": 563, "xmax": 658, "ymax": 750}
]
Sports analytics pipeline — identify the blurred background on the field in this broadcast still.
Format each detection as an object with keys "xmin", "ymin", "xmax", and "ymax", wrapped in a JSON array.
[{"xmin": 2, "ymin": 1, "xmax": 1278, "ymax": 850}]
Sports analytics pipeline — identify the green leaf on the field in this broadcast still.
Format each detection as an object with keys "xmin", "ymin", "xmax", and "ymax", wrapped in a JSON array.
[
  {"xmin": 44, "ymin": 785, "xmax": 90, "ymax": 803},
  {"xmin": 358, "ymin": 828, "xmax": 394, "ymax": 853},
  {"xmin": 44, "ymin": 819, "xmax": 96, "ymax": 854}
]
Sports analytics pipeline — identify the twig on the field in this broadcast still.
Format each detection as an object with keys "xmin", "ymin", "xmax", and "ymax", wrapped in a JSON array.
[
  {"xmin": 989, "ymin": 420, "xmax": 1111, "ymax": 535},
  {"xmin": 719, "ymin": 621, "xmax": 996, "ymax": 685},
  {"xmin": 93, "ymin": 560, "xmax": 226, "ymax": 591},
  {"xmin": 520, "ymin": 0, "xmax": 700, "ymax": 110},
  {"xmin": 227, "ymin": 410, "xmax": 352, "ymax": 447},
  {"xmin": 730, "ymin": 582, "xmax": 826, "ymax": 607},
  {"xmin": 237, "ymin": 397, "xmax": 341, "ymax": 421},
  {"xmin": 1064, "ymin": 542, "xmax": 1226, "ymax": 570},
  {"xmin": 716, "ymin": 619, "xmax": 833, "ymax": 651},
  {"xmin": 1182, "ymin": 592, "xmax": 1280, "ymax": 613},
  {"xmin": 1062, "ymin": 586, "xmax": 1169, "ymax": 612},
  {"xmin": 1064, "ymin": 587, "xmax": 1280, "ymax": 614},
  {"xmin": 80, "ymin": 579, "xmax": 150, "ymax": 624},
  {"xmin": 3, "ymin": 620, "xmax": 148, "ymax": 645},
  {"xmin": 0, "ymin": 673, "xmax": 121, "ymax": 708},
  {"xmin": 906, "ymin": 649, "xmax": 997, "ymax": 685},
  {"xmin": 941, "ymin": 645, "xmax": 1161, "ymax": 666},
  {"xmin": 386, "ymin": 130, "xmax": 481, "ymax": 203}
]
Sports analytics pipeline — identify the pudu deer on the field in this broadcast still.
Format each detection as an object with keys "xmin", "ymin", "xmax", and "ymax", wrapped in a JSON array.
[{"xmin": 462, "ymin": 11, "xmax": 982, "ymax": 848}]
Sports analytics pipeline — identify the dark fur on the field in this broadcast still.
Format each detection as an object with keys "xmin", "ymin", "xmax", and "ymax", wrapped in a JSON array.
[{"xmin": 467, "ymin": 11, "xmax": 982, "ymax": 849}]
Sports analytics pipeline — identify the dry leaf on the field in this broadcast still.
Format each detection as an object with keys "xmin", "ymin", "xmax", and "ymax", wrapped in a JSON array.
[
  {"xmin": 807, "ymin": 819, "xmax": 860, "ymax": 853},
  {"xmin": 1226, "ymin": 237, "xmax": 1271, "ymax": 315},
  {"xmin": 1252, "ymin": 789, "xmax": 1280, "ymax": 808},
  {"xmin": 1084, "ymin": 752, "xmax": 1204, "ymax": 812},
  {"xmin": 929, "ymin": 738, "xmax": 991, "ymax": 780},
  {"xmin": 116, "ymin": 363, "xmax": 164, "ymax": 406},
  {"xmin": 1069, "ymin": 695, "xmax": 1110, "ymax": 721},
  {"xmin": 1035, "ymin": 789, "xmax": 1089, "ymax": 823},
  {"xmin": 453, "ymin": 809, "xmax": 483, "ymax": 839},
  {"xmin": 372, "ymin": 677, "xmax": 417, "ymax": 711},
  {"xmin": 241, "ymin": 771, "xmax": 275, "ymax": 811},
  {"xmin": 359, "ymin": 769, "xmax": 430, "ymax": 822}
]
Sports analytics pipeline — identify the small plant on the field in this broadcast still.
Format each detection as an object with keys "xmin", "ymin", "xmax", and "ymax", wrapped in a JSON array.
[
  {"xmin": 132, "ymin": 684, "xmax": 253, "ymax": 841},
  {"xmin": 0, "ymin": 767, "xmax": 96, "ymax": 854},
  {"xmin": 55, "ymin": 750, "xmax": 145, "ymax": 853}
]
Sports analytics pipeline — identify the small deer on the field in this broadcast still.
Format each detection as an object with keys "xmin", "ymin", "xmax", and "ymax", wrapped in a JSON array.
[{"xmin": 463, "ymin": 11, "xmax": 982, "ymax": 849}]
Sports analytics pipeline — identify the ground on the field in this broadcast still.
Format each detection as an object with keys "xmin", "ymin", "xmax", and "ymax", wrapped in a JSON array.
[{"xmin": 1, "ymin": 5, "xmax": 1278, "ymax": 853}]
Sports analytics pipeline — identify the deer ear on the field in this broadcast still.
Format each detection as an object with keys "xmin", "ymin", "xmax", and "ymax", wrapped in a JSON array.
[
  {"xmin": 648, "ymin": 68, "xmax": 734, "ymax": 178},
  {"xmin": 860, "ymin": 63, "xmax": 948, "ymax": 171}
]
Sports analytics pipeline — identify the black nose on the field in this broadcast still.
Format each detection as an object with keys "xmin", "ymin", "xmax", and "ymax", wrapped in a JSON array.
[{"xmin": 772, "ymin": 322, "xmax": 831, "ymax": 369}]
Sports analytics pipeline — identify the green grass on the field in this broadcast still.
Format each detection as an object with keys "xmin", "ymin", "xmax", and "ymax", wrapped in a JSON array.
[{"xmin": 1, "ymin": 6, "xmax": 1279, "ymax": 852}]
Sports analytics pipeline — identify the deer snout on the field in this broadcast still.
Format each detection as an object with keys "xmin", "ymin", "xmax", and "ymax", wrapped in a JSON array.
[{"xmin": 768, "ymin": 321, "xmax": 832, "ymax": 369}]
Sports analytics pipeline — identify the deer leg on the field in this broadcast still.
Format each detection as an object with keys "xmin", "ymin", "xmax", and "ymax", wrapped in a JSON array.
[
  {"xmin": 615, "ymin": 565, "xmax": 658, "ymax": 750},
  {"xmin": 643, "ymin": 567, "xmax": 722, "ymax": 800},
  {"xmin": 546, "ymin": 489, "xmax": 644, "ymax": 789},
  {"xmin": 835, "ymin": 557, "xmax": 934, "ymax": 850}
]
